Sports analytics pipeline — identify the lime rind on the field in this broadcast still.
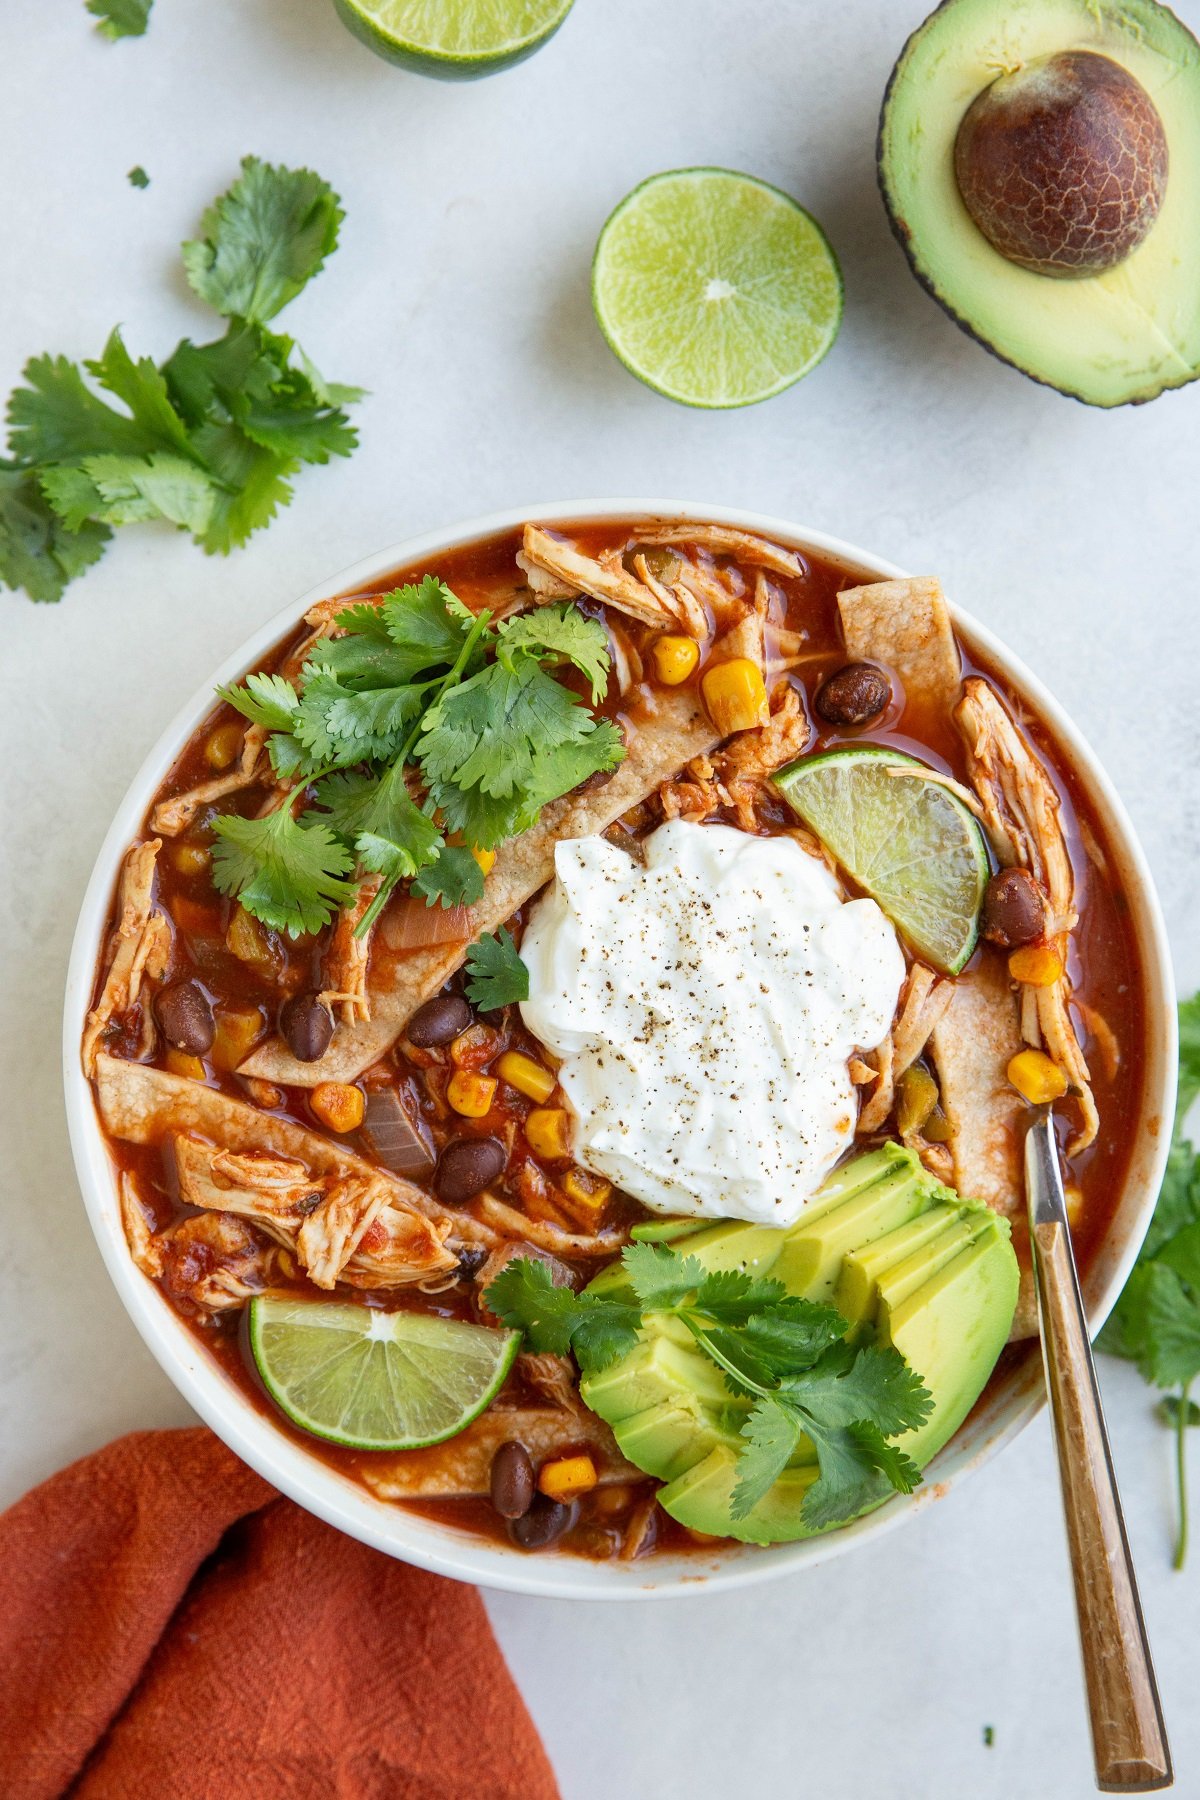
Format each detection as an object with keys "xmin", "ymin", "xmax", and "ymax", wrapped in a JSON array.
[
  {"xmin": 332, "ymin": 0, "xmax": 574, "ymax": 75},
  {"xmin": 591, "ymin": 167, "xmax": 844, "ymax": 409},
  {"xmin": 774, "ymin": 747, "xmax": 989, "ymax": 975},
  {"xmin": 249, "ymin": 1296, "xmax": 520, "ymax": 1450}
]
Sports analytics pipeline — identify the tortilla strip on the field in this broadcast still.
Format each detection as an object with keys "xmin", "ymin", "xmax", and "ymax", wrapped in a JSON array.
[
  {"xmin": 241, "ymin": 610, "xmax": 761, "ymax": 1088},
  {"xmin": 837, "ymin": 577, "xmax": 961, "ymax": 713},
  {"xmin": 360, "ymin": 1405, "xmax": 636, "ymax": 1502},
  {"xmin": 927, "ymin": 960, "xmax": 1036, "ymax": 1339},
  {"xmin": 634, "ymin": 523, "xmax": 803, "ymax": 580},
  {"xmin": 93, "ymin": 1054, "xmax": 461, "ymax": 1266}
]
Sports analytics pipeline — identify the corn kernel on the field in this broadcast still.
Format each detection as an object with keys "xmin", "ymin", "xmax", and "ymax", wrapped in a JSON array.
[
  {"xmin": 447, "ymin": 1071, "xmax": 498, "ymax": 1118},
  {"xmin": 226, "ymin": 906, "xmax": 282, "ymax": 979},
  {"xmin": 450, "ymin": 1023, "xmax": 497, "ymax": 1068},
  {"xmin": 537, "ymin": 1454, "xmax": 598, "ymax": 1502},
  {"xmin": 205, "ymin": 721, "xmax": 244, "ymax": 770},
  {"xmin": 701, "ymin": 658, "xmax": 770, "ymax": 736},
  {"xmin": 651, "ymin": 635, "xmax": 701, "ymax": 686},
  {"xmin": 498, "ymin": 1051, "xmax": 556, "ymax": 1103},
  {"xmin": 165, "ymin": 1047, "xmax": 206, "ymax": 1081},
  {"xmin": 171, "ymin": 841, "xmax": 211, "ymax": 877},
  {"xmin": 211, "ymin": 1005, "xmax": 264, "ymax": 1072},
  {"xmin": 561, "ymin": 1167, "xmax": 612, "ymax": 1228},
  {"xmin": 1065, "ymin": 1184, "xmax": 1084, "ymax": 1228},
  {"xmin": 311, "ymin": 1081, "xmax": 365, "ymax": 1133},
  {"xmin": 471, "ymin": 846, "xmax": 496, "ymax": 876},
  {"xmin": 1008, "ymin": 944, "xmax": 1064, "ymax": 988},
  {"xmin": 526, "ymin": 1107, "xmax": 572, "ymax": 1161},
  {"xmin": 1007, "ymin": 1049, "xmax": 1068, "ymax": 1104}
]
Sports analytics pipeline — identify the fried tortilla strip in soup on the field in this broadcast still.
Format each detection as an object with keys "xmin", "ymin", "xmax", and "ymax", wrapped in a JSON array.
[
  {"xmin": 837, "ymin": 575, "xmax": 961, "ymax": 713},
  {"xmin": 360, "ymin": 1406, "xmax": 637, "ymax": 1502},
  {"xmin": 94, "ymin": 1054, "xmax": 458, "ymax": 1283},
  {"xmin": 240, "ymin": 608, "xmax": 766, "ymax": 1089}
]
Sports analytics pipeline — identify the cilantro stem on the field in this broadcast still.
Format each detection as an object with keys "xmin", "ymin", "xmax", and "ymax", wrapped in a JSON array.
[
  {"xmin": 1174, "ymin": 1379, "xmax": 1191, "ymax": 1571},
  {"xmin": 350, "ymin": 606, "xmax": 494, "ymax": 940}
]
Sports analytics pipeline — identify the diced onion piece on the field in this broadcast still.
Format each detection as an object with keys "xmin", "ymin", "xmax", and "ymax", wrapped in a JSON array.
[
  {"xmin": 1008, "ymin": 944, "xmax": 1065, "ymax": 988},
  {"xmin": 498, "ymin": 1051, "xmax": 556, "ymax": 1103},
  {"xmin": 360, "ymin": 1088, "xmax": 435, "ymax": 1175},
  {"xmin": 538, "ymin": 1454, "xmax": 598, "ymax": 1502},
  {"xmin": 701, "ymin": 658, "xmax": 769, "ymax": 736},
  {"xmin": 1007, "ymin": 1049, "xmax": 1067, "ymax": 1104},
  {"xmin": 311, "ymin": 1082, "xmax": 365, "ymax": 1133},
  {"xmin": 651, "ymin": 635, "xmax": 701, "ymax": 686},
  {"xmin": 447, "ymin": 1072, "xmax": 498, "ymax": 1117},
  {"xmin": 379, "ymin": 898, "xmax": 473, "ymax": 953}
]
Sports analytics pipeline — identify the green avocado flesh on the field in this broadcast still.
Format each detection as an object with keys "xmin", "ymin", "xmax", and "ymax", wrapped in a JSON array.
[
  {"xmin": 878, "ymin": 0, "xmax": 1200, "ymax": 405},
  {"xmin": 581, "ymin": 1144, "xmax": 1018, "ymax": 1544}
]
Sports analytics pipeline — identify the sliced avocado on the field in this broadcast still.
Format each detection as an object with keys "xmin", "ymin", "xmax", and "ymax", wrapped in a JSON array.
[
  {"xmin": 835, "ymin": 1204, "xmax": 971, "ymax": 1326},
  {"xmin": 659, "ymin": 1447, "xmax": 822, "ymax": 1547},
  {"xmin": 878, "ymin": 0, "xmax": 1200, "ymax": 405},
  {"xmin": 615, "ymin": 1398, "xmax": 752, "ymax": 1484},
  {"xmin": 629, "ymin": 1217, "xmax": 708, "ymax": 1244},
  {"xmin": 582, "ymin": 1330, "xmax": 730, "ymax": 1424},
  {"xmin": 772, "ymin": 1162, "xmax": 931, "ymax": 1302},
  {"xmin": 866, "ymin": 1209, "xmax": 987, "ymax": 1315}
]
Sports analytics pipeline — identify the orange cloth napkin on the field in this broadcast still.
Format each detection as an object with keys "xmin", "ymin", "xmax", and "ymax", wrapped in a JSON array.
[{"xmin": 0, "ymin": 1428, "xmax": 560, "ymax": 1800}]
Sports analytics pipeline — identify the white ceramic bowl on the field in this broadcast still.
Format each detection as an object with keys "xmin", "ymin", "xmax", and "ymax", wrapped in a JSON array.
[{"xmin": 64, "ymin": 501, "xmax": 1176, "ymax": 1599}]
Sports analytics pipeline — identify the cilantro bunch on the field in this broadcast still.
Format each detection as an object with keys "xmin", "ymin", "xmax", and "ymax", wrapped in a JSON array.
[
  {"xmin": 1, "ymin": 157, "xmax": 359, "ymax": 603},
  {"xmin": 486, "ymin": 1242, "xmax": 933, "ymax": 1530},
  {"xmin": 1100, "ymin": 995, "xmax": 1200, "ymax": 1567},
  {"xmin": 213, "ymin": 579, "xmax": 624, "ymax": 940}
]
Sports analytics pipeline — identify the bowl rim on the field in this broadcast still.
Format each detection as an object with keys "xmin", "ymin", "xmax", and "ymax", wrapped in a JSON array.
[{"xmin": 62, "ymin": 498, "xmax": 1177, "ymax": 1600}]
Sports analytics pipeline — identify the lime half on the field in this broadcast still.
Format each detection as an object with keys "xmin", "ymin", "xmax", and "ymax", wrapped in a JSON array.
[
  {"xmin": 774, "ymin": 747, "xmax": 989, "ymax": 975},
  {"xmin": 591, "ymin": 168, "xmax": 843, "ymax": 408},
  {"xmin": 249, "ymin": 1295, "xmax": 519, "ymax": 1450},
  {"xmin": 331, "ymin": 0, "xmax": 574, "ymax": 76}
]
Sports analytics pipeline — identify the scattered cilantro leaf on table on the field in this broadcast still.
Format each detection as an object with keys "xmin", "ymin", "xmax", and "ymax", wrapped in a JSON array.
[
  {"xmin": 1, "ymin": 160, "xmax": 358, "ymax": 603},
  {"xmin": 87, "ymin": 0, "xmax": 152, "ymax": 39},
  {"xmin": 487, "ymin": 1241, "xmax": 932, "ymax": 1530},
  {"xmin": 1100, "ymin": 993, "xmax": 1200, "ymax": 1566},
  {"xmin": 465, "ymin": 928, "xmax": 529, "ymax": 1010},
  {"xmin": 127, "ymin": 166, "xmax": 150, "ymax": 190}
]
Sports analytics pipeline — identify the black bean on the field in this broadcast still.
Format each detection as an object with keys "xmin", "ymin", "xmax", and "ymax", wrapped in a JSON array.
[
  {"xmin": 279, "ymin": 994, "xmax": 334, "ymax": 1063},
  {"xmin": 154, "ymin": 979, "xmax": 214, "ymax": 1056},
  {"xmin": 456, "ymin": 1245, "xmax": 489, "ymax": 1281},
  {"xmin": 509, "ymin": 1495, "xmax": 573, "ymax": 1550},
  {"xmin": 435, "ymin": 1136, "xmax": 507, "ymax": 1204},
  {"xmin": 981, "ymin": 868, "xmax": 1047, "ymax": 949},
  {"xmin": 490, "ymin": 1441, "xmax": 535, "ymax": 1520},
  {"xmin": 407, "ymin": 994, "xmax": 472, "ymax": 1048},
  {"xmin": 815, "ymin": 661, "xmax": 892, "ymax": 727}
]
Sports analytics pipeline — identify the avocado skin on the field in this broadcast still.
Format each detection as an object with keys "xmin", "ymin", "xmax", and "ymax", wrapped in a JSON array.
[
  {"xmin": 876, "ymin": 0, "xmax": 1200, "ymax": 407},
  {"xmin": 582, "ymin": 1145, "xmax": 1018, "ymax": 1544}
]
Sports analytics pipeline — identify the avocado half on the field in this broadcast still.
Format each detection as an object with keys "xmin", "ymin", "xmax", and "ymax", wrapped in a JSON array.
[{"xmin": 878, "ymin": 0, "xmax": 1200, "ymax": 406}]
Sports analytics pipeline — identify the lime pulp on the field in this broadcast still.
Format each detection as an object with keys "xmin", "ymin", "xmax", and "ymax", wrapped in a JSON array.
[
  {"xmin": 773, "ymin": 747, "xmax": 989, "ymax": 975},
  {"xmin": 330, "ymin": 0, "xmax": 574, "ymax": 76},
  {"xmin": 591, "ymin": 167, "xmax": 843, "ymax": 408},
  {"xmin": 249, "ymin": 1295, "xmax": 520, "ymax": 1450}
]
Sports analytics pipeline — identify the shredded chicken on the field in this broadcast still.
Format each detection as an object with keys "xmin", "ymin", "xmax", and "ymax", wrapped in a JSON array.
[
  {"xmin": 320, "ymin": 875, "xmax": 380, "ymax": 1025},
  {"xmin": 711, "ymin": 682, "xmax": 811, "ymax": 831},
  {"xmin": 119, "ymin": 1171, "xmax": 163, "ymax": 1279},
  {"xmin": 634, "ymin": 524, "xmax": 802, "ymax": 580},
  {"xmin": 890, "ymin": 964, "xmax": 954, "ymax": 1080},
  {"xmin": 856, "ymin": 1035, "xmax": 895, "ymax": 1136},
  {"xmin": 956, "ymin": 677, "xmax": 1097, "ymax": 1153},
  {"xmin": 150, "ymin": 759, "xmax": 267, "ymax": 837},
  {"xmin": 520, "ymin": 524, "xmax": 705, "ymax": 636},
  {"xmin": 515, "ymin": 551, "xmax": 576, "ymax": 599},
  {"xmin": 631, "ymin": 552, "xmax": 708, "ymax": 637},
  {"xmin": 82, "ymin": 841, "xmax": 171, "ymax": 1076},
  {"xmin": 172, "ymin": 1137, "xmax": 456, "ymax": 1289},
  {"xmin": 516, "ymin": 1352, "xmax": 580, "ymax": 1410},
  {"xmin": 658, "ymin": 752, "xmax": 727, "ymax": 823},
  {"xmin": 157, "ymin": 1212, "xmax": 278, "ymax": 1314}
]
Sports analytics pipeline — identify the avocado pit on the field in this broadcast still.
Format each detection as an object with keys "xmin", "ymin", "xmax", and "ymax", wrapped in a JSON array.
[{"xmin": 953, "ymin": 50, "xmax": 1168, "ymax": 277}]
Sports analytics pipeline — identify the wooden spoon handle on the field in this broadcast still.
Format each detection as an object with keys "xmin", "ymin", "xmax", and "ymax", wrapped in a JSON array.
[{"xmin": 1031, "ymin": 1201, "xmax": 1172, "ymax": 1792}]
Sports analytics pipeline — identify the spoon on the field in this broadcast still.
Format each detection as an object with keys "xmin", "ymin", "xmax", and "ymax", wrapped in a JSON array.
[{"xmin": 1025, "ymin": 1108, "xmax": 1172, "ymax": 1793}]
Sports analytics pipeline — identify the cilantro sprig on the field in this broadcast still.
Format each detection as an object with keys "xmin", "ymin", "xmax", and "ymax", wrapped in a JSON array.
[
  {"xmin": 1100, "ymin": 994, "xmax": 1200, "ymax": 1567},
  {"xmin": 1, "ymin": 158, "xmax": 359, "ymax": 603},
  {"xmin": 87, "ymin": 0, "xmax": 152, "ymax": 39},
  {"xmin": 486, "ymin": 1242, "xmax": 933, "ymax": 1530},
  {"xmin": 211, "ymin": 583, "xmax": 622, "ymax": 938}
]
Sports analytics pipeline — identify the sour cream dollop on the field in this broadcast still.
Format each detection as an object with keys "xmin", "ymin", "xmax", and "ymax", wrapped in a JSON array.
[{"xmin": 519, "ymin": 819, "xmax": 905, "ymax": 1226}]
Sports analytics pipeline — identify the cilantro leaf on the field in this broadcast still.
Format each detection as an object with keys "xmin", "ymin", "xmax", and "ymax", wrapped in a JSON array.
[
  {"xmin": 169, "ymin": 417, "xmax": 294, "ymax": 556},
  {"xmin": 411, "ymin": 845, "xmax": 486, "ymax": 910},
  {"xmin": 484, "ymin": 1257, "xmax": 641, "ymax": 1374},
  {"xmin": 498, "ymin": 602, "xmax": 612, "ymax": 704},
  {"xmin": 41, "ymin": 452, "xmax": 216, "ymax": 535},
  {"xmin": 464, "ymin": 928, "xmax": 529, "ymax": 1010},
  {"xmin": 183, "ymin": 157, "xmax": 343, "ymax": 324},
  {"xmin": 622, "ymin": 1242, "xmax": 708, "ymax": 1311},
  {"xmin": 378, "ymin": 577, "xmax": 489, "ymax": 681},
  {"xmin": 0, "ymin": 467, "xmax": 110, "ymax": 604},
  {"xmin": 1134, "ymin": 1264, "xmax": 1200, "ymax": 1390},
  {"xmin": 314, "ymin": 764, "xmax": 442, "ymax": 883},
  {"xmin": 799, "ymin": 1421, "xmax": 922, "ymax": 1531},
  {"xmin": 128, "ymin": 166, "xmax": 150, "ymax": 190},
  {"xmin": 1179, "ymin": 993, "xmax": 1200, "ymax": 1124},
  {"xmin": 217, "ymin": 672, "xmax": 300, "ymax": 733},
  {"xmin": 211, "ymin": 806, "xmax": 355, "ymax": 937},
  {"xmin": 781, "ymin": 1342, "xmax": 934, "ymax": 1440},
  {"xmin": 737, "ymin": 1300, "xmax": 850, "ymax": 1374},
  {"xmin": 87, "ymin": 0, "xmax": 152, "ymax": 40},
  {"xmin": 86, "ymin": 329, "xmax": 197, "ymax": 459},
  {"xmin": 1159, "ymin": 1395, "xmax": 1200, "ymax": 1428},
  {"xmin": 419, "ymin": 654, "xmax": 606, "ymax": 802},
  {"xmin": 8, "ymin": 351, "xmax": 165, "ymax": 465},
  {"xmin": 732, "ymin": 1399, "xmax": 803, "ymax": 1519}
]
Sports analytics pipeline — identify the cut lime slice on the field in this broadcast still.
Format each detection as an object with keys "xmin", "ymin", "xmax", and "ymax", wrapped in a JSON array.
[
  {"xmin": 331, "ymin": 0, "xmax": 574, "ymax": 77},
  {"xmin": 249, "ymin": 1295, "xmax": 519, "ymax": 1450},
  {"xmin": 591, "ymin": 168, "xmax": 843, "ymax": 409},
  {"xmin": 774, "ymin": 747, "xmax": 989, "ymax": 975}
]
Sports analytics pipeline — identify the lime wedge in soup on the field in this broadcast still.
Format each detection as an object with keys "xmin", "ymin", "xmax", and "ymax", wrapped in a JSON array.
[
  {"xmin": 591, "ymin": 167, "xmax": 843, "ymax": 408},
  {"xmin": 330, "ymin": 0, "xmax": 574, "ymax": 76},
  {"xmin": 249, "ymin": 1295, "xmax": 520, "ymax": 1450},
  {"xmin": 774, "ymin": 747, "xmax": 989, "ymax": 975}
]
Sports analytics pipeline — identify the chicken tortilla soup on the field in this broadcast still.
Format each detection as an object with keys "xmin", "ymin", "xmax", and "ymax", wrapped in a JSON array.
[{"xmin": 83, "ymin": 518, "xmax": 1145, "ymax": 1560}]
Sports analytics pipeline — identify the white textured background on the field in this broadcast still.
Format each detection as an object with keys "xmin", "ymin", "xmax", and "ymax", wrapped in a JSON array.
[{"xmin": 2, "ymin": 2, "xmax": 1198, "ymax": 1795}]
